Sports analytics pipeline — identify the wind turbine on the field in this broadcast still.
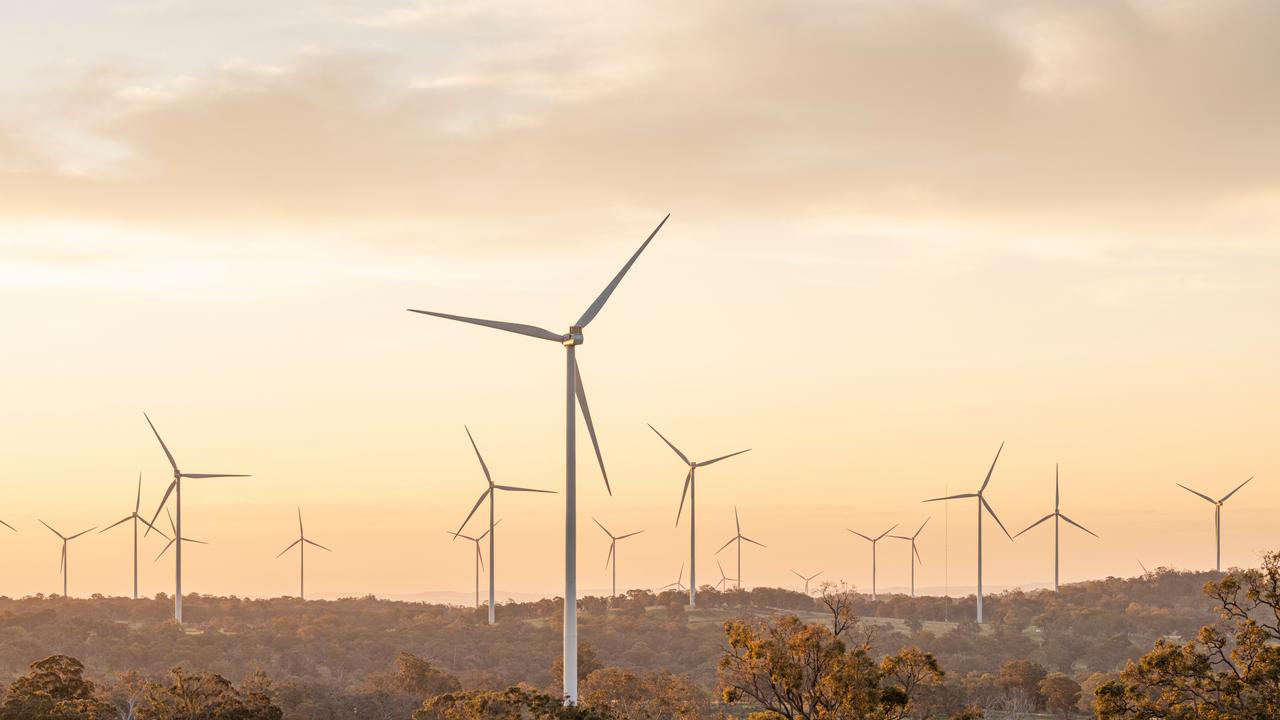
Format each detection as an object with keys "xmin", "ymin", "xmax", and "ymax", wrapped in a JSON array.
[
  {"xmin": 452, "ymin": 426, "xmax": 553, "ymax": 625},
  {"xmin": 143, "ymin": 413, "xmax": 249, "ymax": 623},
  {"xmin": 449, "ymin": 520, "xmax": 498, "ymax": 609},
  {"xmin": 100, "ymin": 472, "xmax": 169, "ymax": 599},
  {"xmin": 593, "ymin": 517, "xmax": 643, "ymax": 598},
  {"xmin": 39, "ymin": 520, "xmax": 95, "ymax": 598},
  {"xmin": 790, "ymin": 569, "xmax": 823, "ymax": 594},
  {"xmin": 1014, "ymin": 465, "xmax": 1097, "ymax": 591},
  {"xmin": 848, "ymin": 524, "xmax": 898, "ymax": 601},
  {"xmin": 276, "ymin": 508, "xmax": 332, "ymax": 600},
  {"xmin": 715, "ymin": 506, "xmax": 765, "ymax": 590},
  {"xmin": 716, "ymin": 559, "xmax": 738, "ymax": 591},
  {"xmin": 1177, "ymin": 477, "xmax": 1253, "ymax": 572},
  {"xmin": 650, "ymin": 425, "xmax": 750, "ymax": 606},
  {"xmin": 923, "ymin": 442, "xmax": 1012, "ymax": 623},
  {"xmin": 658, "ymin": 562, "xmax": 688, "ymax": 593},
  {"xmin": 1138, "ymin": 559, "xmax": 1150, "ymax": 575},
  {"xmin": 408, "ymin": 215, "xmax": 667, "ymax": 705},
  {"xmin": 155, "ymin": 508, "xmax": 207, "ymax": 561},
  {"xmin": 889, "ymin": 518, "xmax": 929, "ymax": 598}
]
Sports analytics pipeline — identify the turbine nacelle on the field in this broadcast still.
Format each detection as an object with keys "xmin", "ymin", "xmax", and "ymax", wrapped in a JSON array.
[{"xmin": 563, "ymin": 326, "xmax": 585, "ymax": 346}]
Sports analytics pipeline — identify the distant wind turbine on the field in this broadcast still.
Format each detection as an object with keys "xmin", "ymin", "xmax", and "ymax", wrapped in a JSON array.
[
  {"xmin": 716, "ymin": 559, "xmax": 737, "ymax": 591},
  {"xmin": 1138, "ymin": 559, "xmax": 1150, "ymax": 575},
  {"xmin": 143, "ymin": 413, "xmax": 249, "ymax": 623},
  {"xmin": 790, "ymin": 569, "xmax": 823, "ymax": 594},
  {"xmin": 923, "ymin": 442, "xmax": 1013, "ymax": 623},
  {"xmin": 276, "ymin": 508, "xmax": 332, "ymax": 600},
  {"xmin": 889, "ymin": 517, "xmax": 929, "ymax": 597},
  {"xmin": 1014, "ymin": 465, "xmax": 1097, "ymax": 591},
  {"xmin": 658, "ymin": 562, "xmax": 688, "ymax": 593},
  {"xmin": 716, "ymin": 506, "xmax": 765, "ymax": 590},
  {"xmin": 593, "ymin": 517, "xmax": 643, "ymax": 598},
  {"xmin": 449, "ymin": 520, "xmax": 498, "ymax": 609},
  {"xmin": 1177, "ymin": 477, "xmax": 1253, "ymax": 572},
  {"xmin": 39, "ymin": 520, "xmax": 95, "ymax": 598},
  {"xmin": 848, "ymin": 524, "xmax": 898, "ymax": 601},
  {"xmin": 650, "ymin": 425, "xmax": 750, "ymax": 606},
  {"xmin": 100, "ymin": 472, "xmax": 169, "ymax": 599},
  {"xmin": 155, "ymin": 508, "xmax": 207, "ymax": 562},
  {"xmin": 409, "ymin": 215, "xmax": 667, "ymax": 705},
  {"xmin": 452, "ymin": 426, "xmax": 553, "ymax": 625}
]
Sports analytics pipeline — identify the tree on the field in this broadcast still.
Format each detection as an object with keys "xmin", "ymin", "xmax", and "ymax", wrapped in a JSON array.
[
  {"xmin": 996, "ymin": 660, "xmax": 1046, "ymax": 710},
  {"xmin": 580, "ymin": 668, "xmax": 711, "ymax": 720},
  {"xmin": 1038, "ymin": 674, "xmax": 1081, "ymax": 716},
  {"xmin": 134, "ymin": 668, "xmax": 283, "ymax": 720},
  {"xmin": 0, "ymin": 655, "xmax": 115, "ymax": 720},
  {"xmin": 818, "ymin": 582, "xmax": 858, "ymax": 638},
  {"xmin": 413, "ymin": 687, "xmax": 612, "ymax": 720}
]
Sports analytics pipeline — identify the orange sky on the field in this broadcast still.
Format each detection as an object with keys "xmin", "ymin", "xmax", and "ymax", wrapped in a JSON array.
[{"xmin": 0, "ymin": 0, "xmax": 1277, "ymax": 601}]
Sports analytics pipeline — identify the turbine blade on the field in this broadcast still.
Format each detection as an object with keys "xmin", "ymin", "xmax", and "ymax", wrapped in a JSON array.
[
  {"xmin": 39, "ymin": 519, "xmax": 64, "ymax": 540},
  {"xmin": 923, "ymin": 493, "xmax": 976, "ymax": 503},
  {"xmin": 675, "ymin": 468, "xmax": 692, "ymax": 526},
  {"xmin": 1219, "ymin": 476, "xmax": 1254, "ymax": 503},
  {"xmin": 592, "ymin": 516, "xmax": 613, "ymax": 538},
  {"xmin": 454, "ymin": 489, "xmax": 491, "ymax": 538},
  {"xmin": 699, "ymin": 448, "xmax": 751, "ymax": 466},
  {"xmin": 790, "ymin": 569, "xmax": 804, "ymax": 580},
  {"xmin": 464, "ymin": 426, "xmax": 493, "ymax": 484},
  {"xmin": 155, "ymin": 539, "xmax": 175, "ymax": 561},
  {"xmin": 735, "ymin": 506, "xmax": 741, "ymax": 535},
  {"xmin": 1059, "ymin": 513, "xmax": 1099, "ymax": 538},
  {"xmin": 810, "ymin": 571, "xmax": 824, "ymax": 581},
  {"xmin": 982, "ymin": 496, "xmax": 1013, "ymax": 540},
  {"xmin": 717, "ymin": 559, "xmax": 728, "ymax": 578},
  {"xmin": 476, "ymin": 545, "xmax": 485, "ymax": 571},
  {"xmin": 1013, "ymin": 514, "xmax": 1054, "ymax": 539},
  {"xmin": 616, "ymin": 530, "xmax": 644, "ymax": 540},
  {"xmin": 146, "ymin": 481, "xmax": 178, "ymax": 536},
  {"xmin": 100, "ymin": 516, "xmax": 133, "ymax": 533},
  {"xmin": 574, "ymin": 358, "xmax": 610, "ymax": 495},
  {"xmin": 477, "ymin": 518, "xmax": 500, "ymax": 541},
  {"xmin": 1177, "ymin": 483, "xmax": 1216, "ymax": 504},
  {"xmin": 605, "ymin": 542, "xmax": 615, "ymax": 570},
  {"xmin": 493, "ymin": 485, "xmax": 555, "ymax": 493},
  {"xmin": 0, "ymin": 519, "xmax": 14, "ymax": 532},
  {"xmin": 60, "ymin": 545, "xmax": 66, "ymax": 575},
  {"xmin": 576, "ymin": 213, "xmax": 669, "ymax": 328},
  {"xmin": 875, "ymin": 524, "xmax": 899, "ymax": 541},
  {"xmin": 298, "ymin": 507, "xmax": 304, "ymax": 537},
  {"xmin": 182, "ymin": 537, "xmax": 208, "ymax": 545},
  {"xmin": 136, "ymin": 472, "xmax": 142, "ymax": 513},
  {"xmin": 406, "ymin": 309, "xmax": 563, "ymax": 343},
  {"xmin": 1055, "ymin": 464, "xmax": 1060, "ymax": 511},
  {"xmin": 716, "ymin": 536, "xmax": 736, "ymax": 554},
  {"xmin": 448, "ymin": 531, "xmax": 477, "ymax": 542},
  {"xmin": 847, "ymin": 529, "xmax": 873, "ymax": 542},
  {"xmin": 138, "ymin": 516, "xmax": 170, "ymax": 540},
  {"xmin": 913, "ymin": 545, "xmax": 923, "ymax": 566},
  {"xmin": 742, "ymin": 536, "xmax": 766, "ymax": 548},
  {"xmin": 181, "ymin": 473, "xmax": 250, "ymax": 479},
  {"xmin": 914, "ymin": 517, "xmax": 930, "ymax": 538},
  {"xmin": 66, "ymin": 527, "xmax": 96, "ymax": 541},
  {"xmin": 979, "ymin": 441, "xmax": 1005, "ymax": 493},
  {"xmin": 144, "ymin": 413, "xmax": 179, "ymax": 474},
  {"xmin": 166, "ymin": 508, "xmax": 177, "ymax": 535},
  {"xmin": 648, "ymin": 424, "xmax": 690, "ymax": 465},
  {"xmin": 304, "ymin": 539, "xmax": 332, "ymax": 551},
  {"xmin": 276, "ymin": 538, "xmax": 302, "ymax": 558}
]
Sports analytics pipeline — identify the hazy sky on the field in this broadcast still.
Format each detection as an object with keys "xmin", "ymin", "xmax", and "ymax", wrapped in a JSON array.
[{"xmin": 1, "ymin": 0, "xmax": 1277, "ymax": 601}]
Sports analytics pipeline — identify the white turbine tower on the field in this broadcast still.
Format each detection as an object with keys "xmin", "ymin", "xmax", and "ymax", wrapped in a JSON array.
[
  {"xmin": 1177, "ymin": 477, "xmax": 1253, "ymax": 572},
  {"xmin": 923, "ymin": 442, "xmax": 1013, "ymax": 623},
  {"xmin": 1014, "ymin": 465, "xmax": 1097, "ymax": 591},
  {"xmin": 408, "ymin": 215, "xmax": 667, "ymax": 704},
  {"xmin": 790, "ymin": 569, "xmax": 823, "ymax": 594},
  {"xmin": 650, "ymin": 425, "xmax": 751, "ymax": 605},
  {"xmin": 143, "ymin": 413, "xmax": 249, "ymax": 623},
  {"xmin": 716, "ymin": 507, "xmax": 765, "ymax": 590},
  {"xmin": 716, "ymin": 559, "xmax": 737, "ymax": 591},
  {"xmin": 658, "ymin": 562, "xmax": 688, "ymax": 593},
  {"xmin": 155, "ymin": 508, "xmax": 207, "ymax": 561},
  {"xmin": 276, "ymin": 507, "xmax": 332, "ymax": 600},
  {"xmin": 449, "ymin": 520, "xmax": 498, "ymax": 609},
  {"xmin": 848, "ymin": 524, "xmax": 898, "ymax": 601},
  {"xmin": 888, "ymin": 518, "xmax": 929, "ymax": 598},
  {"xmin": 100, "ymin": 472, "xmax": 169, "ymax": 599},
  {"xmin": 452, "ymin": 426, "xmax": 553, "ymax": 625},
  {"xmin": 39, "ymin": 520, "xmax": 95, "ymax": 598},
  {"xmin": 593, "ymin": 517, "xmax": 643, "ymax": 598}
]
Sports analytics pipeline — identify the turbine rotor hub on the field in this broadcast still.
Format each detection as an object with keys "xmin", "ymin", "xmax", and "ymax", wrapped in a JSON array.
[{"xmin": 563, "ymin": 326, "xmax": 585, "ymax": 346}]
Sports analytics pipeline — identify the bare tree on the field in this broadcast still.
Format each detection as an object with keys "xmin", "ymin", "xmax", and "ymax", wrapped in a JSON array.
[{"xmin": 817, "ymin": 580, "xmax": 857, "ymax": 637}]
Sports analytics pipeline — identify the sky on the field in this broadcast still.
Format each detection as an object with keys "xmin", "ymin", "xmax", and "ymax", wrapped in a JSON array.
[{"xmin": 0, "ymin": 0, "xmax": 1278, "ymax": 602}]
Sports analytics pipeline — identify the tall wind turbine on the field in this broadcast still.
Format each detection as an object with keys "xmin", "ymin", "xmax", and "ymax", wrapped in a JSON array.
[
  {"xmin": 593, "ymin": 517, "xmax": 643, "ymax": 598},
  {"xmin": 716, "ymin": 507, "xmax": 765, "ymax": 590},
  {"xmin": 1014, "ymin": 465, "xmax": 1097, "ymax": 590},
  {"xmin": 923, "ymin": 443, "xmax": 1012, "ymax": 623},
  {"xmin": 790, "ymin": 569, "xmax": 823, "ymax": 594},
  {"xmin": 39, "ymin": 520, "xmax": 95, "ymax": 598},
  {"xmin": 409, "ymin": 215, "xmax": 667, "ymax": 704},
  {"xmin": 143, "ymin": 413, "xmax": 249, "ymax": 623},
  {"xmin": 155, "ymin": 508, "xmax": 207, "ymax": 561},
  {"xmin": 716, "ymin": 559, "xmax": 737, "ymax": 591},
  {"xmin": 650, "ymin": 425, "xmax": 750, "ymax": 605},
  {"xmin": 100, "ymin": 472, "xmax": 169, "ymax": 599},
  {"xmin": 658, "ymin": 562, "xmax": 688, "ymax": 593},
  {"xmin": 848, "ymin": 524, "xmax": 898, "ymax": 601},
  {"xmin": 276, "ymin": 508, "xmax": 332, "ymax": 600},
  {"xmin": 449, "ymin": 520, "xmax": 498, "ymax": 609},
  {"xmin": 1178, "ymin": 477, "xmax": 1253, "ymax": 571},
  {"xmin": 889, "ymin": 518, "xmax": 929, "ymax": 598},
  {"xmin": 452, "ymin": 426, "xmax": 553, "ymax": 625}
]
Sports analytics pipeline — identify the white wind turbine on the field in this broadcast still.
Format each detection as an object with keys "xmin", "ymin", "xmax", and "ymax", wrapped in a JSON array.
[
  {"xmin": 143, "ymin": 413, "xmax": 249, "ymax": 623},
  {"xmin": 790, "ymin": 569, "xmax": 823, "ymax": 594},
  {"xmin": 716, "ymin": 559, "xmax": 738, "ymax": 591},
  {"xmin": 888, "ymin": 518, "xmax": 929, "ymax": 598},
  {"xmin": 1177, "ymin": 477, "xmax": 1253, "ymax": 572},
  {"xmin": 39, "ymin": 520, "xmax": 95, "ymax": 598},
  {"xmin": 923, "ymin": 442, "xmax": 1013, "ymax": 623},
  {"xmin": 716, "ymin": 506, "xmax": 765, "ymax": 590},
  {"xmin": 650, "ymin": 425, "xmax": 751, "ymax": 605},
  {"xmin": 1014, "ymin": 465, "xmax": 1096, "ymax": 591},
  {"xmin": 276, "ymin": 507, "xmax": 332, "ymax": 600},
  {"xmin": 449, "ymin": 520, "xmax": 498, "ymax": 609},
  {"xmin": 593, "ymin": 517, "xmax": 643, "ymax": 598},
  {"xmin": 100, "ymin": 472, "xmax": 169, "ymax": 599},
  {"xmin": 409, "ymin": 215, "xmax": 667, "ymax": 705},
  {"xmin": 848, "ymin": 524, "xmax": 898, "ymax": 601},
  {"xmin": 155, "ymin": 508, "xmax": 207, "ymax": 562},
  {"xmin": 452, "ymin": 426, "xmax": 553, "ymax": 625},
  {"xmin": 658, "ymin": 562, "xmax": 688, "ymax": 593}
]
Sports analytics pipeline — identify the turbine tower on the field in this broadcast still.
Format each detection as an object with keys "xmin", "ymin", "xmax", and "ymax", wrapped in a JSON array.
[
  {"xmin": 1014, "ymin": 465, "xmax": 1097, "ymax": 590},
  {"xmin": 658, "ymin": 562, "xmax": 688, "ymax": 592},
  {"xmin": 593, "ymin": 517, "xmax": 643, "ymax": 598},
  {"xmin": 143, "ymin": 413, "xmax": 249, "ymax": 623},
  {"xmin": 100, "ymin": 472, "xmax": 169, "ymax": 599},
  {"xmin": 408, "ymin": 215, "xmax": 667, "ymax": 704},
  {"xmin": 650, "ymin": 425, "xmax": 750, "ymax": 605},
  {"xmin": 848, "ymin": 524, "xmax": 898, "ymax": 601},
  {"xmin": 276, "ymin": 507, "xmax": 332, "ymax": 600},
  {"xmin": 39, "ymin": 520, "xmax": 95, "ymax": 598},
  {"xmin": 923, "ymin": 442, "xmax": 1012, "ymax": 623},
  {"xmin": 155, "ymin": 508, "xmax": 207, "ymax": 561},
  {"xmin": 790, "ymin": 569, "xmax": 823, "ymax": 594},
  {"xmin": 1177, "ymin": 477, "xmax": 1253, "ymax": 571},
  {"xmin": 449, "ymin": 520, "xmax": 497, "ymax": 609},
  {"xmin": 452, "ymin": 426, "xmax": 553, "ymax": 625},
  {"xmin": 715, "ymin": 506, "xmax": 765, "ymax": 590},
  {"xmin": 888, "ymin": 517, "xmax": 929, "ymax": 598}
]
